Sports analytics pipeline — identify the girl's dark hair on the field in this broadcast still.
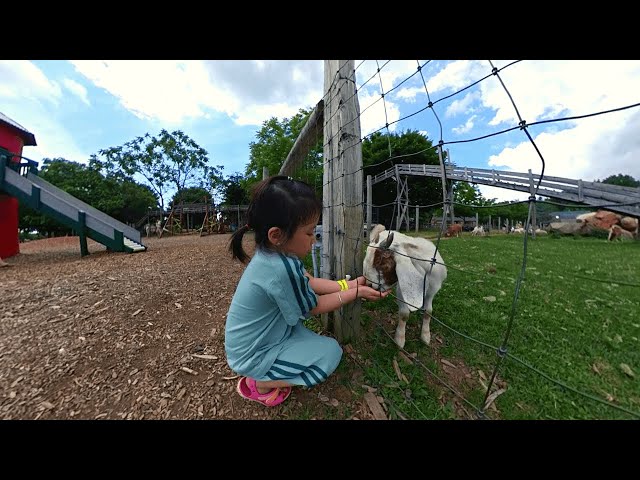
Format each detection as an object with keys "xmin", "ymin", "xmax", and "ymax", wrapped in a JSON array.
[{"xmin": 229, "ymin": 175, "xmax": 322, "ymax": 263}]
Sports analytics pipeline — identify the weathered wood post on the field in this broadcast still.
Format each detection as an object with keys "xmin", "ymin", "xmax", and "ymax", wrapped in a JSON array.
[{"xmin": 322, "ymin": 60, "xmax": 363, "ymax": 342}]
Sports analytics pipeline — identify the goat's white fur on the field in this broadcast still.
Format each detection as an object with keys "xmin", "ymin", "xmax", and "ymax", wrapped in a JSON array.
[{"xmin": 363, "ymin": 225, "xmax": 447, "ymax": 349}]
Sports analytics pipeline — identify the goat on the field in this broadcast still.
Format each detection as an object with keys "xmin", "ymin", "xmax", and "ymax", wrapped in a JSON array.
[
  {"xmin": 363, "ymin": 224, "xmax": 447, "ymax": 349},
  {"xmin": 471, "ymin": 225, "xmax": 485, "ymax": 236}
]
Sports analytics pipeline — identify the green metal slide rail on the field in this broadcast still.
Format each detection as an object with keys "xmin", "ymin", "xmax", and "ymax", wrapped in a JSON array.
[{"xmin": 0, "ymin": 149, "xmax": 138, "ymax": 255}]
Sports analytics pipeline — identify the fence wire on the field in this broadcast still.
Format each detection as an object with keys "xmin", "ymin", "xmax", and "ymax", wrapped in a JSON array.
[{"xmin": 302, "ymin": 60, "xmax": 640, "ymax": 420}]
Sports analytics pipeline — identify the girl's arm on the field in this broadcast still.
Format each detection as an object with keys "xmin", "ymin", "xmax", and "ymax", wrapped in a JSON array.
[
  {"xmin": 305, "ymin": 272, "xmax": 366, "ymax": 295},
  {"xmin": 309, "ymin": 283, "xmax": 389, "ymax": 316}
]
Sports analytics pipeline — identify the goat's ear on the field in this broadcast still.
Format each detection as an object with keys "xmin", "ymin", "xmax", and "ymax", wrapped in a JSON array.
[
  {"xmin": 393, "ymin": 252, "xmax": 425, "ymax": 313},
  {"xmin": 369, "ymin": 224, "xmax": 386, "ymax": 244},
  {"xmin": 382, "ymin": 231, "xmax": 394, "ymax": 249}
]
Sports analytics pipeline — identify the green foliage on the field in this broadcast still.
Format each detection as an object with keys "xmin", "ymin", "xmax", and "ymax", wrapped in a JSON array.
[
  {"xmin": 95, "ymin": 129, "xmax": 223, "ymax": 210},
  {"xmin": 451, "ymin": 182, "xmax": 496, "ymax": 220},
  {"xmin": 18, "ymin": 158, "xmax": 157, "ymax": 235},
  {"xmin": 170, "ymin": 187, "xmax": 212, "ymax": 207},
  {"xmin": 219, "ymin": 173, "xmax": 250, "ymax": 206},
  {"xmin": 363, "ymin": 130, "xmax": 442, "ymax": 226},
  {"xmin": 244, "ymin": 108, "xmax": 322, "ymax": 197},
  {"xmin": 110, "ymin": 177, "xmax": 157, "ymax": 224},
  {"xmin": 599, "ymin": 173, "xmax": 640, "ymax": 188},
  {"xmin": 358, "ymin": 234, "xmax": 640, "ymax": 419}
]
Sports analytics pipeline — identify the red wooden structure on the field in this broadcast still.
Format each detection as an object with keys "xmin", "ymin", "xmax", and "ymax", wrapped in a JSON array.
[{"xmin": 0, "ymin": 112, "xmax": 37, "ymax": 259}]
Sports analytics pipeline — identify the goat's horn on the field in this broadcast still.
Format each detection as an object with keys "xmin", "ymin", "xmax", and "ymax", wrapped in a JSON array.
[{"xmin": 382, "ymin": 231, "xmax": 394, "ymax": 249}]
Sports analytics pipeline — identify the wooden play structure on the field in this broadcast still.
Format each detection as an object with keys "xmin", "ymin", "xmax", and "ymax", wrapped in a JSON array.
[{"xmin": 0, "ymin": 112, "xmax": 146, "ymax": 257}]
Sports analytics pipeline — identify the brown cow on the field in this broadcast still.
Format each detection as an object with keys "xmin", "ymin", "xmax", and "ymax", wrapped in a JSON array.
[
  {"xmin": 446, "ymin": 223, "xmax": 463, "ymax": 238},
  {"xmin": 577, "ymin": 210, "xmax": 621, "ymax": 230},
  {"xmin": 578, "ymin": 210, "xmax": 638, "ymax": 240}
]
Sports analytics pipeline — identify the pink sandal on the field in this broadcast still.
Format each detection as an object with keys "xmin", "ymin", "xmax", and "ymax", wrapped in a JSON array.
[{"xmin": 236, "ymin": 376, "xmax": 292, "ymax": 407}]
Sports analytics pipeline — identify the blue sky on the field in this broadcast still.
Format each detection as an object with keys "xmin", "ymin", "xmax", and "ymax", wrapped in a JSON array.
[{"xmin": 1, "ymin": 60, "xmax": 639, "ymax": 203}]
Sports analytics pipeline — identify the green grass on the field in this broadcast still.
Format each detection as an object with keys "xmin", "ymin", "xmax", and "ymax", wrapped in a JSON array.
[{"xmin": 352, "ymin": 233, "xmax": 640, "ymax": 420}]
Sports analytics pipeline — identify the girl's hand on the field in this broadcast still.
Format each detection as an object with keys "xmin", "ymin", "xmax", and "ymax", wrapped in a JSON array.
[
  {"xmin": 356, "ymin": 286, "xmax": 390, "ymax": 301},
  {"xmin": 349, "ymin": 276, "xmax": 367, "ymax": 289}
]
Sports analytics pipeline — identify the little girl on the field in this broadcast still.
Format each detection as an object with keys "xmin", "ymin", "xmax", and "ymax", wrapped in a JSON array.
[{"xmin": 225, "ymin": 175, "xmax": 389, "ymax": 407}]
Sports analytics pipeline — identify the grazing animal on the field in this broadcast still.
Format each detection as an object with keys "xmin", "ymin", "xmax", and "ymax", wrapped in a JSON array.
[
  {"xmin": 446, "ymin": 223, "xmax": 463, "ymax": 237},
  {"xmin": 363, "ymin": 224, "xmax": 447, "ymax": 348},
  {"xmin": 608, "ymin": 224, "xmax": 634, "ymax": 241}
]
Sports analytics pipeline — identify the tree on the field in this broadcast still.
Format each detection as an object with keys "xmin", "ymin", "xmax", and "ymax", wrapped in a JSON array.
[
  {"xmin": 95, "ymin": 129, "xmax": 224, "ymax": 210},
  {"xmin": 220, "ymin": 173, "xmax": 250, "ymax": 206},
  {"xmin": 244, "ymin": 108, "xmax": 323, "ymax": 196},
  {"xmin": 169, "ymin": 187, "xmax": 212, "ymax": 207},
  {"xmin": 362, "ymin": 130, "xmax": 443, "ymax": 227},
  {"xmin": 107, "ymin": 177, "xmax": 157, "ymax": 225},
  {"xmin": 599, "ymin": 173, "xmax": 639, "ymax": 188},
  {"xmin": 452, "ymin": 182, "xmax": 485, "ymax": 220},
  {"xmin": 18, "ymin": 158, "xmax": 157, "ymax": 235}
]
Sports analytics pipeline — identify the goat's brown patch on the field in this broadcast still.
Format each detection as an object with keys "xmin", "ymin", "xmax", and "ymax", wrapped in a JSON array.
[{"xmin": 372, "ymin": 248, "xmax": 398, "ymax": 286}]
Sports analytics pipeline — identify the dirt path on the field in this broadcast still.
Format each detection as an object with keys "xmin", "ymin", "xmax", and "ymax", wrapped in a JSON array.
[{"xmin": 0, "ymin": 234, "xmax": 378, "ymax": 420}]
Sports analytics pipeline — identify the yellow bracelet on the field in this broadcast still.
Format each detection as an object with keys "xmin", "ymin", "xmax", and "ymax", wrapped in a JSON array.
[{"xmin": 337, "ymin": 279, "xmax": 348, "ymax": 291}]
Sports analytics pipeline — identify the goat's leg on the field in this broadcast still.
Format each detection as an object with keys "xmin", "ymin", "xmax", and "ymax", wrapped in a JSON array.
[
  {"xmin": 420, "ymin": 286, "xmax": 440, "ymax": 346},
  {"xmin": 395, "ymin": 305, "xmax": 410, "ymax": 349},
  {"xmin": 421, "ymin": 310, "xmax": 431, "ymax": 345}
]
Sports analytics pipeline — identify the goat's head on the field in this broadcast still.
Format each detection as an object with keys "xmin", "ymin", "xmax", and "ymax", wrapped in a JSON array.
[
  {"xmin": 363, "ymin": 224, "xmax": 430, "ymax": 312},
  {"xmin": 363, "ymin": 226, "xmax": 397, "ymax": 292}
]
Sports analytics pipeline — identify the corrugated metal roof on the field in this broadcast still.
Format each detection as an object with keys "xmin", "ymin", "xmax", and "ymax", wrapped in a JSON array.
[{"xmin": 0, "ymin": 111, "xmax": 37, "ymax": 146}]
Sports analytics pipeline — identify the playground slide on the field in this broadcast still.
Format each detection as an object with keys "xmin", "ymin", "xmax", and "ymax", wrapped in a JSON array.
[{"xmin": 1, "ymin": 159, "xmax": 146, "ymax": 254}]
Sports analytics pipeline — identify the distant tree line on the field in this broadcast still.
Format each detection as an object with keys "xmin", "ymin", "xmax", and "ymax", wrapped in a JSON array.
[{"xmin": 18, "ymin": 114, "xmax": 638, "ymax": 237}]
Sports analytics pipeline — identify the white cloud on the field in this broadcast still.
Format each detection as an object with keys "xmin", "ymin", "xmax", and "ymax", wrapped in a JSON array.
[
  {"xmin": 431, "ymin": 60, "xmax": 640, "ymax": 187},
  {"xmin": 62, "ymin": 78, "xmax": 90, "ymax": 106},
  {"xmin": 4, "ymin": 59, "xmax": 640, "ymax": 192},
  {"xmin": 347, "ymin": 60, "xmax": 424, "ymax": 138},
  {"xmin": 396, "ymin": 86, "xmax": 424, "ymax": 102},
  {"xmin": 22, "ymin": 115, "xmax": 91, "ymax": 164},
  {"xmin": 425, "ymin": 60, "xmax": 488, "ymax": 96},
  {"xmin": 0, "ymin": 60, "xmax": 62, "ymax": 104},
  {"xmin": 477, "ymin": 184, "xmax": 531, "ymax": 203},
  {"xmin": 487, "ymin": 106, "xmax": 640, "ymax": 182},
  {"xmin": 446, "ymin": 91, "xmax": 480, "ymax": 118},
  {"xmin": 476, "ymin": 60, "xmax": 640, "ymax": 127},
  {"xmin": 0, "ymin": 102, "xmax": 91, "ymax": 164},
  {"xmin": 0, "ymin": 61, "xmax": 89, "ymax": 164},
  {"xmin": 357, "ymin": 89, "xmax": 400, "ymax": 138},
  {"xmin": 69, "ymin": 60, "xmax": 325, "ymax": 126},
  {"xmin": 70, "ymin": 61, "xmax": 211, "ymax": 123},
  {"xmin": 451, "ymin": 114, "xmax": 476, "ymax": 135},
  {"xmin": 355, "ymin": 60, "xmax": 419, "ymax": 93}
]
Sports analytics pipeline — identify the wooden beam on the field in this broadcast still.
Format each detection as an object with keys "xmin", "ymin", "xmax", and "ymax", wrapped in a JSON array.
[{"xmin": 279, "ymin": 100, "xmax": 324, "ymax": 177}]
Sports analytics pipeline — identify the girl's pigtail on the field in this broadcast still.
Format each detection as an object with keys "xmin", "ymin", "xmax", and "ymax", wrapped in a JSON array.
[{"xmin": 229, "ymin": 224, "xmax": 251, "ymax": 263}]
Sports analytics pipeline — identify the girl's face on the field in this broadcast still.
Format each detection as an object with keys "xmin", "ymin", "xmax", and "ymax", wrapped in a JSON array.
[{"xmin": 282, "ymin": 217, "xmax": 319, "ymax": 259}]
